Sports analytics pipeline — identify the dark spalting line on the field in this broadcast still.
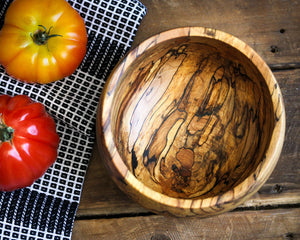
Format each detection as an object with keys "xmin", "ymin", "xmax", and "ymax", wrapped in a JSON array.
[
  {"xmin": 194, "ymin": 58, "xmax": 223, "ymax": 115},
  {"xmin": 232, "ymin": 104, "xmax": 266, "ymax": 188},
  {"xmin": 140, "ymin": 51, "xmax": 220, "ymax": 182},
  {"xmin": 198, "ymin": 116, "xmax": 220, "ymax": 148},
  {"xmin": 273, "ymin": 83, "xmax": 278, "ymax": 92},
  {"xmin": 177, "ymin": 56, "xmax": 204, "ymax": 111},
  {"xmin": 190, "ymin": 63, "xmax": 253, "ymax": 195},
  {"xmin": 131, "ymin": 147, "xmax": 138, "ymax": 176},
  {"xmin": 145, "ymin": 112, "xmax": 187, "ymax": 182},
  {"xmin": 182, "ymin": 64, "xmax": 235, "ymax": 195},
  {"xmin": 127, "ymin": 45, "xmax": 188, "ymax": 154},
  {"xmin": 116, "ymin": 61, "xmax": 155, "ymax": 154},
  {"xmin": 187, "ymin": 27, "xmax": 191, "ymax": 37},
  {"xmin": 127, "ymin": 46, "xmax": 190, "ymax": 175},
  {"xmin": 127, "ymin": 62, "xmax": 157, "ymax": 153},
  {"xmin": 229, "ymin": 87, "xmax": 259, "ymax": 186},
  {"xmin": 187, "ymin": 64, "xmax": 228, "ymax": 148},
  {"xmin": 114, "ymin": 62, "xmax": 156, "ymax": 173},
  {"xmin": 141, "ymin": 102, "xmax": 175, "ymax": 171},
  {"xmin": 253, "ymin": 173, "xmax": 257, "ymax": 181},
  {"xmin": 201, "ymin": 63, "xmax": 269, "ymax": 196},
  {"xmin": 216, "ymin": 97, "xmax": 258, "ymax": 193},
  {"xmin": 235, "ymin": 106, "xmax": 255, "ymax": 165},
  {"xmin": 233, "ymin": 104, "xmax": 249, "ymax": 139},
  {"xmin": 147, "ymin": 95, "xmax": 170, "ymax": 123},
  {"xmin": 190, "ymin": 200, "xmax": 206, "ymax": 215},
  {"xmin": 179, "ymin": 65, "xmax": 227, "ymax": 194}
]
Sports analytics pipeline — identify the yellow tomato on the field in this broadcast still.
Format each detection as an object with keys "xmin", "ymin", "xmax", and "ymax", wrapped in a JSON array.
[{"xmin": 0, "ymin": 0, "xmax": 87, "ymax": 84}]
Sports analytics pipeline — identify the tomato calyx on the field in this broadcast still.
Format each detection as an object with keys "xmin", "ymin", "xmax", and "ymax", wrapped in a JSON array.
[
  {"xmin": 0, "ymin": 115, "xmax": 14, "ymax": 144},
  {"xmin": 30, "ymin": 25, "xmax": 63, "ymax": 46}
]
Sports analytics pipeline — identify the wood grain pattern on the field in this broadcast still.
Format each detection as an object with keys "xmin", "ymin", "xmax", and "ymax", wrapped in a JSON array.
[
  {"xmin": 96, "ymin": 27, "xmax": 286, "ymax": 217},
  {"xmin": 73, "ymin": 208, "xmax": 300, "ymax": 240}
]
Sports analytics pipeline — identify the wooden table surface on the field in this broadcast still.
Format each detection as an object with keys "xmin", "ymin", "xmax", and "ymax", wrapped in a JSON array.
[{"xmin": 72, "ymin": 0, "xmax": 300, "ymax": 239}]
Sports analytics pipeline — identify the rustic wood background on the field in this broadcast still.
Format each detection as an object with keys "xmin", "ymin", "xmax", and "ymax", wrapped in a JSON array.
[{"xmin": 72, "ymin": 0, "xmax": 300, "ymax": 239}]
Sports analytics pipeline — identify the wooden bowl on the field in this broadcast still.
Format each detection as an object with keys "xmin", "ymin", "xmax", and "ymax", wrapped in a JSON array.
[{"xmin": 96, "ymin": 27, "xmax": 286, "ymax": 217}]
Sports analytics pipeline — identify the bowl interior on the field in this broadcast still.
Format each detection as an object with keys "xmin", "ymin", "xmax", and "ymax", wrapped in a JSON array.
[{"xmin": 110, "ymin": 36, "xmax": 274, "ymax": 199}]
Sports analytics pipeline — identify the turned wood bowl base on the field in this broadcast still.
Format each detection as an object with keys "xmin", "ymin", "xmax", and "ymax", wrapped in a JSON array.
[{"xmin": 97, "ymin": 27, "xmax": 285, "ymax": 217}]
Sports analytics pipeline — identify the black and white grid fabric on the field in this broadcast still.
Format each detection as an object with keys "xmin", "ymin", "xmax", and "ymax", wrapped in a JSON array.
[{"xmin": 0, "ymin": 0, "xmax": 147, "ymax": 239}]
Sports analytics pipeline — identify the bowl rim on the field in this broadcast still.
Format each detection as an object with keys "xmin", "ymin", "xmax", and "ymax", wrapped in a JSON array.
[{"xmin": 98, "ymin": 26, "xmax": 286, "ymax": 214}]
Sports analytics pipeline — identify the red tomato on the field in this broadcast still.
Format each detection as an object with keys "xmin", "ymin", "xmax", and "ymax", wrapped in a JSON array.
[
  {"xmin": 0, "ymin": 0, "xmax": 87, "ymax": 84},
  {"xmin": 0, "ymin": 95, "xmax": 60, "ymax": 191}
]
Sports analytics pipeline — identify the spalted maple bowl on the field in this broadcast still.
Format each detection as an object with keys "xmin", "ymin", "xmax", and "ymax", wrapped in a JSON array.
[{"xmin": 96, "ymin": 27, "xmax": 285, "ymax": 217}]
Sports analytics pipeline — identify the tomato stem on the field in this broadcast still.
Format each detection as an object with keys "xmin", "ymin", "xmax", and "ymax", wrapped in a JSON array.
[
  {"xmin": 31, "ymin": 25, "xmax": 63, "ymax": 46},
  {"xmin": 0, "ymin": 124, "xmax": 14, "ymax": 143}
]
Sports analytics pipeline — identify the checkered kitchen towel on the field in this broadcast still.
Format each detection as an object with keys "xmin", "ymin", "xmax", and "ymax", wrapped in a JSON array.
[{"xmin": 0, "ymin": 0, "xmax": 146, "ymax": 239}]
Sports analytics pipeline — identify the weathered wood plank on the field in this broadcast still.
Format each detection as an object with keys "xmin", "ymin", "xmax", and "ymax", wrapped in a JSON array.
[
  {"xmin": 132, "ymin": 0, "xmax": 300, "ymax": 67},
  {"xmin": 72, "ymin": 208, "xmax": 300, "ymax": 240},
  {"xmin": 265, "ymin": 69, "xmax": 300, "ymax": 184},
  {"xmin": 77, "ymin": 68, "xmax": 300, "ymax": 217}
]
